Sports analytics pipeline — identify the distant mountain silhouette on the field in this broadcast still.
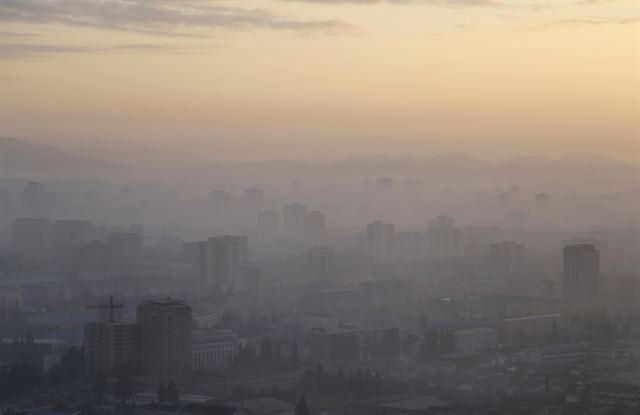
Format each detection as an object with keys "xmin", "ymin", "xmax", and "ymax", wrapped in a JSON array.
[{"xmin": 0, "ymin": 137, "xmax": 123, "ymax": 177}]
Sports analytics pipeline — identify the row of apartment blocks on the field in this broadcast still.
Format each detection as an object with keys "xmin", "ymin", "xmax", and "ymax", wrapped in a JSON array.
[
  {"xmin": 83, "ymin": 296, "xmax": 308, "ymax": 397},
  {"xmin": 11, "ymin": 217, "xmax": 143, "ymax": 266},
  {"xmin": 84, "ymin": 297, "xmax": 193, "ymax": 383}
]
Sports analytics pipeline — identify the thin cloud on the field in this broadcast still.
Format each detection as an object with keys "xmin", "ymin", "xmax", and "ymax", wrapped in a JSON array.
[
  {"xmin": 0, "ymin": 0, "xmax": 354, "ymax": 36},
  {"xmin": 526, "ymin": 16, "xmax": 640, "ymax": 30},
  {"xmin": 280, "ymin": 0, "xmax": 502, "ymax": 6},
  {"xmin": 0, "ymin": 42, "xmax": 180, "ymax": 59}
]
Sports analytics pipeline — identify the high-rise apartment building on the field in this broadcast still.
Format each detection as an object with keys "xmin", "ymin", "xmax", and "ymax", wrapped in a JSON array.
[
  {"xmin": 427, "ymin": 215, "xmax": 459, "ymax": 259},
  {"xmin": 83, "ymin": 321, "xmax": 142, "ymax": 378},
  {"xmin": 257, "ymin": 209, "xmax": 280, "ymax": 237},
  {"xmin": 20, "ymin": 181, "xmax": 47, "ymax": 215},
  {"xmin": 283, "ymin": 203, "xmax": 308, "ymax": 239},
  {"xmin": 53, "ymin": 219, "xmax": 96, "ymax": 259},
  {"xmin": 136, "ymin": 298, "xmax": 193, "ymax": 382},
  {"xmin": 108, "ymin": 231, "xmax": 143, "ymax": 266},
  {"xmin": 396, "ymin": 232, "xmax": 427, "ymax": 262},
  {"xmin": 198, "ymin": 235, "xmax": 248, "ymax": 287},
  {"xmin": 366, "ymin": 220, "xmax": 395, "ymax": 262},
  {"xmin": 490, "ymin": 241, "xmax": 525, "ymax": 280},
  {"xmin": 304, "ymin": 210, "xmax": 326, "ymax": 244},
  {"xmin": 308, "ymin": 246, "xmax": 334, "ymax": 280},
  {"xmin": 563, "ymin": 244, "xmax": 600, "ymax": 315},
  {"xmin": 12, "ymin": 218, "xmax": 53, "ymax": 259}
]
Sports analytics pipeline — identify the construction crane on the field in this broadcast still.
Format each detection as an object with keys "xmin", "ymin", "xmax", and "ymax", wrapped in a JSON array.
[{"xmin": 86, "ymin": 295, "xmax": 123, "ymax": 324}]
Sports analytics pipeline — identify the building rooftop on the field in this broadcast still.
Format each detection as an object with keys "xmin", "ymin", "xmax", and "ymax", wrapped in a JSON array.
[
  {"xmin": 377, "ymin": 396, "xmax": 452, "ymax": 411},
  {"xmin": 500, "ymin": 313, "xmax": 563, "ymax": 322},
  {"xmin": 455, "ymin": 327, "xmax": 496, "ymax": 335},
  {"xmin": 231, "ymin": 397, "xmax": 292, "ymax": 414},
  {"xmin": 142, "ymin": 297, "xmax": 186, "ymax": 306}
]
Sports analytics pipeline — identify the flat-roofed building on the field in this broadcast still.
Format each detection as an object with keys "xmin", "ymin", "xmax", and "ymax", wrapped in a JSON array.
[{"xmin": 192, "ymin": 330, "xmax": 238, "ymax": 371}]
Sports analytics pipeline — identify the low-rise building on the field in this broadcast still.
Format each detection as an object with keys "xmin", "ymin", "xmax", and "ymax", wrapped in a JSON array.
[
  {"xmin": 193, "ymin": 330, "xmax": 238, "ymax": 371},
  {"xmin": 0, "ymin": 286, "xmax": 23, "ymax": 310},
  {"xmin": 454, "ymin": 327, "xmax": 496, "ymax": 351},
  {"xmin": 520, "ymin": 343, "xmax": 587, "ymax": 367},
  {"xmin": 589, "ymin": 342, "xmax": 637, "ymax": 363},
  {"xmin": 497, "ymin": 313, "xmax": 565, "ymax": 346},
  {"xmin": 345, "ymin": 395, "xmax": 454, "ymax": 415},
  {"xmin": 231, "ymin": 397, "xmax": 293, "ymax": 415},
  {"xmin": 207, "ymin": 366, "xmax": 306, "ymax": 397}
]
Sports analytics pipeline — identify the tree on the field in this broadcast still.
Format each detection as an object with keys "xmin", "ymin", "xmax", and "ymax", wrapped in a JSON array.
[
  {"xmin": 113, "ymin": 368, "xmax": 133, "ymax": 404},
  {"xmin": 294, "ymin": 395, "xmax": 312, "ymax": 415},
  {"xmin": 92, "ymin": 368, "xmax": 108, "ymax": 405},
  {"xmin": 166, "ymin": 378, "xmax": 180, "ymax": 404},
  {"xmin": 157, "ymin": 379, "xmax": 166, "ymax": 403}
]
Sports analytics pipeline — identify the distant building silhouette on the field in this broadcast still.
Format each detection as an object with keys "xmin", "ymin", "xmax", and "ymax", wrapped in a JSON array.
[
  {"xmin": 197, "ymin": 235, "xmax": 248, "ymax": 289},
  {"xmin": 108, "ymin": 231, "xmax": 143, "ymax": 266},
  {"xmin": 257, "ymin": 209, "xmax": 280, "ymax": 237},
  {"xmin": 283, "ymin": 203, "xmax": 308, "ymax": 239},
  {"xmin": 490, "ymin": 241, "xmax": 525, "ymax": 281},
  {"xmin": 563, "ymin": 244, "xmax": 600, "ymax": 315},
  {"xmin": 308, "ymin": 246, "xmax": 334, "ymax": 280},
  {"xmin": 12, "ymin": 217, "xmax": 53, "ymax": 259},
  {"xmin": 304, "ymin": 210, "xmax": 326, "ymax": 244},
  {"xmin": 427, "ymin": 216, "xmax": 459, "ymax": 259},
  {"xmin": 366, "ymin": 220, "xmax": 395, "ymax": 262}
]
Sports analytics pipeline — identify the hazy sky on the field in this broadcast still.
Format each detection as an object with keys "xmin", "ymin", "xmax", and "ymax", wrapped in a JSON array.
[{"xmin": 0, "ymin": 0, "xmax": 638, "ymax": 163}]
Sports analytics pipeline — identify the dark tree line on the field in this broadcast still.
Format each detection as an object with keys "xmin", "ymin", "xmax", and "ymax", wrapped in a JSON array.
[
  {"xmin": 329, "ymin": 334, "xmax": 359, "ymax": 361},
  {"xmin": 157, "ymin": 378, "xmax": 180, "ymax": 404},
  {"xmin": 0, "ymin": 359, "xmax": 40, "ymax": 400},
  {"xmin": 233, "ymin": 337, "xmax": 299, "ymax": 370},
  {"xmin": 46, "ymin": 346, "xmax": 84, "ymax": 385},
  {"xmin": 91, "ymin": 367, "xmax": 136, "ymax": 405},
  {"xmin": 328, "ymin": 328, "xmax": 401, "ymax": 361},
  {"xmin": 418, "ymin": 325, "xmax": 456, "ymax": 360},
  {"xmin": 297, "ymin": 363, "xmax": 408, "ymax": 400}
]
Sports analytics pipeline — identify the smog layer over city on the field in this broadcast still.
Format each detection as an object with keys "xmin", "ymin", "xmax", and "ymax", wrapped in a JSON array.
[{"xmin": 0, "ymin": 0, "xmax": 638, "ymax": 414}]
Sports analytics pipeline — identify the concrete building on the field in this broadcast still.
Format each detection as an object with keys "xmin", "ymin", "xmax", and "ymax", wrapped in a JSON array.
[
  {"xmin": 74, "ymin": 240, "xmax": 113, "ymax": 270},
  {"xmin": 395, "ymin": 232, "xmax": 427, "ymax": 262},
  {"xmin": 20, "ymin": 181, "xmax": 47, "ymax": 215},
  {"xmin": 230, "ymin": 397, "xmax": 293, "ymax": 415},
  {"xmin": 426, "ymin": 216, "xmax": 459, "ymax": 259},
  {"xmin": 108, "ymin": 231, "xmax": 143, "ymax": 266},
  {"xmin": 52, "ymin": 219, "xmax": 96, "ymax": 259},
  {"xmin": 0, "ymin": 286, "xmax": 23, "ymax": 310},
  {"xmin": 192, "ymin": 330, "xmax": 238, "ymax": 371},
  {"xmin": 454, "ymin": 327, "xmax": 497, "ymax": 352},
  {"xmin": 308, "ymin": 246, "xmax": 334, "ymax": 281},
  {"xmin": 520, "ymin": 343, "xmax": 587, "ymax": 367},
  {"xmin": 563, "ymin": 244, "xmax": 600, "ymax": 315},
  {"xmin": 208, "ymin": 366, "xmax": 305, "ymax": 397},
  {"xmin": 198, "ymin": 235, "xmax": 248, "ymax": 288},
  {"xmin": 489, "ymin": 241, "xmax": 525, "ymax": 280},
  {"xmin": 83, "ymin": 321, "xmax": 142, "ymax": 377},
  {"xmin": 244, "ymin": 187, "xmax": 264, "ymax": 206},
  {"xmin": 304, "ymin": 210, "xmax": 326, "ymax": 244},
  {"xmin": 136, "ymin": 298, "xmax": 193, "ymax": 382},
  {"xmin": 283, "ymin": 203, "xmax": 308, "ymax": 239},
  {"xmin": 366, "ymin": 220, "xmax": 395, "ymax": 262},
  {"xmin": 257, "ymin": 209, "xmax": 279, "ymax": 237},
  {"xmin": 498, "ymin": 313, "xmax": 566, "ymax": 346},
  {"xmin": 11, "ymin": 217, "xmax": 53, "ymax": 259}
]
